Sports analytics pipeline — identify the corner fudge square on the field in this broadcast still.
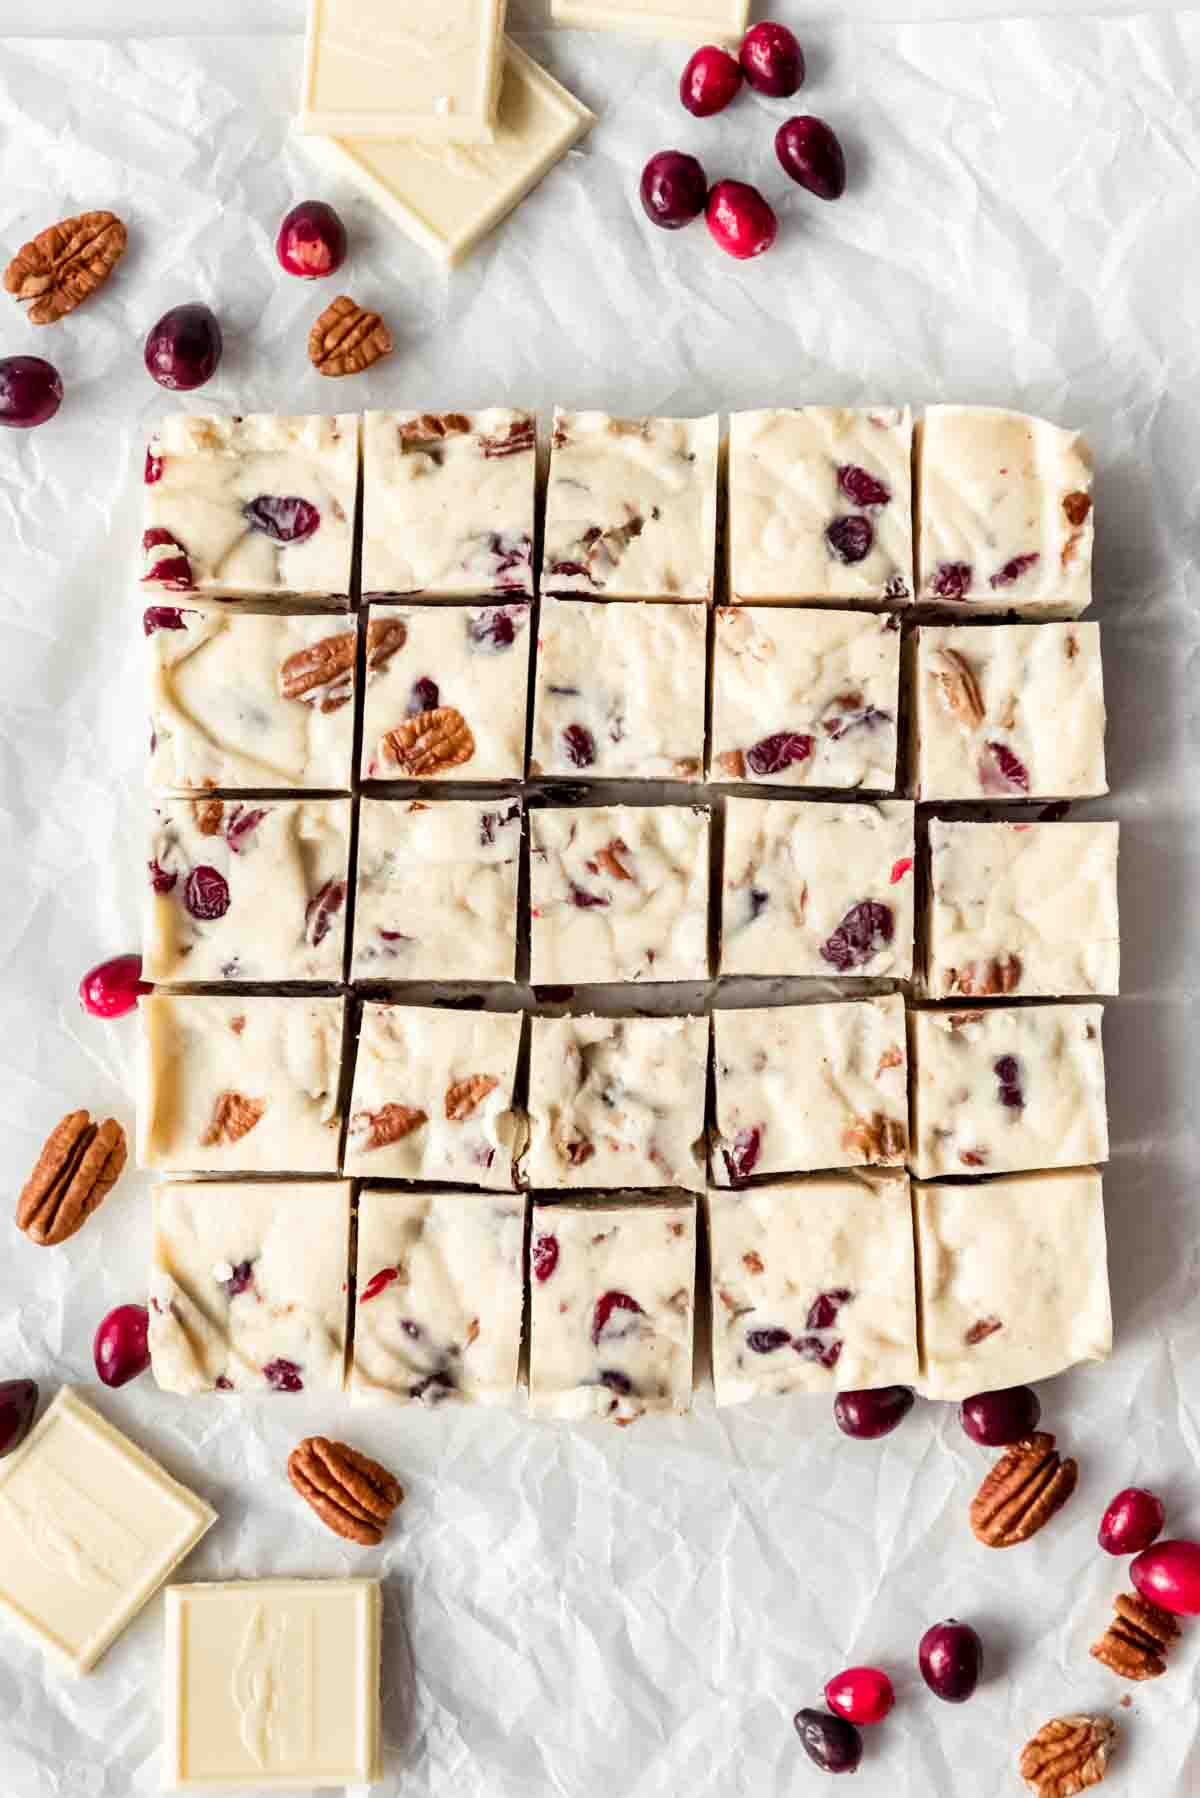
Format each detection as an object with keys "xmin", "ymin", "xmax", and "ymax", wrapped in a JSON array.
[
  {"xmin": 915, "ymin": 1169, "xmax": 1111, "ymax": 1399},
  {"xmin": 344, "ymin": 1004, "xmax": 523, "ymax": 1189},
  {"xmin": 705, "ymin": 1172, "xmax": 918, "ymax": 1405},
  {"xmin": 531, "ymin": 597, "xmax": 706, "ymax": 781},
  {"xmin": 710, "ymin": 607, "xmax": 901, "ymax": 789},
  {"xmin": 926, "ymin": 820, "xmax": 1120, "ymax": 998},
  {"xmin": 721, "ymin": 798, "xmax": 915, "ymax": 979},
  {"xmin": 351, "ymin": 1188, "xmax": 526, "ymax": 1405},
  {"xmin": 149, "ymin": 1182, "xmax": 351, "ymax": 1395},
  {"xmin": 138, "ymin": 994, "xmax": 345, "ymax": 1174},
  {"xmin": 529, "ymin": 1198, "xmax": 696, "ymax": 1424},
  {"xmin": 143, "ymin": 413, "xmax": 359, "ymax": 601}
]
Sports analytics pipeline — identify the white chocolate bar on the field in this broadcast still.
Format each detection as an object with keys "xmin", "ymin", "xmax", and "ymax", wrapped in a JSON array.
[
  {"xmin": 300, "ymin": 0, "xmax": 505, "ymax": 142},
  {"xmin": 551, "ymin": 0, "xmax": 750, "ymax": 41}
]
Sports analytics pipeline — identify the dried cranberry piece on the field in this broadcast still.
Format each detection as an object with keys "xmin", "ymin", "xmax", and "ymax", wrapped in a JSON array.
[
  {"xmin": 820, "ymin": 901, "xmax": 894, "ymax": 971},
  {"xmin": 142, "ymin": 527, "xmax": 194, "ymax": 591},
  {"xmin": 979, "ymin": 740, "xmax": 1030, "ymax": 795},
  {"xmin": 144, "ymin": 445, "xmax": 164, "ymax": 484},
  {"xmin": 570, "ymin": 883, "xmax": 609, "ymax": 910},
  {"xmin": 149, "ymin": 859, "xmax": 177, "ymax": 895},
  {"xmin": 480, "ymin": 803, "xmax": 520, "ymax": 848},
  {"xmin": 243, "ymin": 495, "xmax": 321, "ymax": 544},
  {"xmin": 931, "ymin": 561, "xmax": 972, "ymax": 599},
  {"xmin": 222, "ymin": 1260, "xmax": 255, "ymax": 1299},
  {"xmin": 143, "ymin": 605, "xmax": 187, "ymax": 635},
  {"xmin": 824, "ymin": 704, "xmax": 891, "ymax": 741},
  {"xmin": 722, "ymin": 1126, "xmax": 762, "ymax": 1184},
  {"xmin": 183, "ymin": 865, "xmax": 230, "ymax": 921},
  {"xmin": 408, "ymin": 677, "xmax": 440, "ymax": 715},
  {"xmin": 469, "ymin": 607, "xmax": 517, "ymax": 650},
  {"xmin": 599, "ymin": 1369, "xmax": 635, "ymax": 1396},
  {"xmin": 592, "ymin": 1290, "xmax": 644, "ymax": 1345},
  {"xmin": 825, "ymin": 515, "xmax": 874, "ymax": 564},
  {"xmin": 215, "ymin": 1375, "xmax": 234, "ymax": 1391},
  {"xmin": 360, "ymin": 1267, "xmax": 399, "ymax": 1303},
  {"xmin": 890, "ymin": 857, "xmax": 913, "ymax": 885},
  {"xmin": 305, "ymin": 878, "xmax": 346, "ymax": 948},
  {"xmin": 562, "ymin": 723, "xmax": 596, "ymax": 769},
  {"xmin": 990, "ymin": 551, "xmax": 1040, "ymax": 589},
  {"xmin": 533, "ymin": 1234, "xmax": 560, "ymax": 1283},
  {"xmin": 263, "ymin": 1358, "xmax": 304, "ymax": 1393},
  {"xmin": 225, "ymin": 805, "xmax": 268, "ymax": 852},
  {"xmin": 746, "ymin": 1327, "xmax": 791, "ymax": 1355},
  {"xmin": 749, "ymin": 888, "xmax": 769, "ymax": 920},
  {"xmin": 794, "ymin": 1335, "xmax": 844, "ymax": 1369},
  {"xmin": 746, "ymin": 731, "xmax": 814, "ymax": 776},
  {"xmin": 994, "ymin": 1054, "xmax": 1024, "ymax": 1110},
  {"xmin": 807, "ymin": 1287, "xmax": 853, "ymax": 1331},
  {"xmin": 837, "ymin": 464, "xmax": 890, "ymax": 508},
  {"xmin": 411, "ymin": 1369, "xmax": 456, "ymax": 1403}
]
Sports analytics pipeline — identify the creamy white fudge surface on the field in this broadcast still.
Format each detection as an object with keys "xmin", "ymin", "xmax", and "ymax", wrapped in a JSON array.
[
  {"xmin": 149, "ymin": 1182, "xmax": 351, "ymax": 1396},
  {"xmin": 531, "ymin": 598, "xmax": 706, "ymax": 781},
  {"xmin": 706, "ymin": 1173, "xmax": 919, "ymax": 1404},
  {"xmin": 528, "ymin": 1199, "xmax": 696, "ymax": 1424},
  {"xmin": 143, "ymin": 414, "xmax": 359, "ymax": 600},
  {"xmin": 139, "ymin": 995, "xmax": 344, "ymax": 1174},
  {"xmin": 344, "ymin": 1004, "xmax": 524, "ymax": 1189},
  {"xmin": 542, "ymin": 411, "xmax": 719, "ymax": 601},
  {"xmin": 145, "ymin": 798, "xmax": 350, "ymax": 984},
  {"xmin": 728, "ymin": 407, "xmax": 914, "ymax": 604},
  {"xmin": 530, "ymin": 805, "xmax": 710, "ymax": 984},
  {"xmin": 362, "ymin": 409, "xmax": 536, "ymax": 598},
  {"xmin": 351, "ymin": 1188, "xmax": 526, "ymax": 1406},
  {"xmin": 361, "ymin": 603, "xmax": 530, "ymax": 782},
  {"xmin": 915, "ymin": 1169, "xmax": 1111, "ymax": 1399},
  {"xmin": 721, "ymin": 799, "xmax": 916, "ymax": 979},
  {"xmin": 711, "ymin": 608, "xmax": 901, "ymax": 790},
  {"xmin": 352, "ymin": 797, "xmax": 520, "ymax": 983},
  {"xmin": 712, "ymin": 998, "xmax": 908, "ymax": 1185},
  {"xmin": 926, "ymin": 820, "xmax": 1120, "ymax": 998},
  {"xmin": 916, "ymin": 406, "xmax": 1094, "ymax": 616}
]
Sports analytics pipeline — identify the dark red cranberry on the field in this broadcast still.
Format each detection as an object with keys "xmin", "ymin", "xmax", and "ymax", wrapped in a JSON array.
[
  {"xmin": 469, "ymin": 607, "xmax": 517, "ymax": 649},
  {"xmin": 94, "ymin": 1305, "xmax": 151, "ymax": 1388},
  {"xmin": 990, "ymin": 551, "xmax": 1040, "ymax": 589},
  {"xmin": 746, "ymin": 1327, "xmax": 791, "ymax": 1354},
  {"xmin": 0, "ymin": 355, "xmax": 63, "ymax": 428},
  {"xmin": 749, "ymin": 888, "xmax": 769, "ymax": 920},
  {"xmin": 706, "ymin": 181, "xmax": 778, "ymax": 260},
  {"xmin": 215, "ymin": 1375, "xmax": 234, "ymax": 1391},
  {"xmin": 740, "ymin": 21, "xmax": 805, "ymax": 96},
  {"xmin": 1131, "ymin": 1541, "xmax": 1200, "ymax": 1615},
  {"xmin": 746, "ymin": 731, "xmax": 814, "ymax": 776},
  {"xmin": 680, "ymin": 45, "xmax": 742, "ymax": 117},
  {"xmin": 826, "ymin": 515, "xmax": 874, "ymax": 564},
  {"xmin": 275, "ymin": 199, "xmax": 348, "ymax": 279},
  {"xmin": 640, "ymin": 150, "xmax": 708, "ymax": 230},
  {"xmin": 562, "ymin": 723, "xmax": 596, "ymax": 768},
  {"xmin": 994, "ymin": 1055, "xmax": 1024, "ymax": 1110},
  {"xmin": 834, "ymin": 1386, "xmax": 914, "ymax": 1440},
  {"xmin": 807, "ymin": 1289, "xmax": 852, "ymax": 1331},
  {"xmin": 824, "ymin": 1665, "xmax": 895, "ymax": 1726},
  {"xmin": 144, "ymin": 303, "xmax": 223, "ymax": 391},
  {"xmin": 80, "ymin": 954, "xmax": 150, "ymax": 1020},
  {"xmin": 411, "ymin": 1369, "xmax": 456, "ymax": 1403},
  {"xmin": 225, "ymin": 805, "xmax": 268, "ymax": 852},
  {"xmin": 776, "ymin": 115, "xmax": 846, "ymax": 200},
  {"xmin": 533, "ymin": 1234, "xmax": 560, "ymax": 1283},
  {"xmin": 406, "ymin": 677, "xmax": 438, "ymax": 716},
  {"xmin": 183, "ymin": 866, "xmax": 230, "ymax": 921},
  {"xmin": 570, "ymin": 883, "xmax": 609, "ymax": 909},
  {"xmin": 222, "ymin": 1260, "xmax": 255, "ymax": 1299},
  {"xmin": 144, "ymin": 445, "xmax": 164, "ymax": 483},
  {"xmin": 836, "ymin": 463, "xmax": 889, "ymax": 507},
  {"xmin": 793, "ymin": 1708, "xmax": 861, "ymax": 1775},
  {"xmin": 1099, "ymin": 1488, "xmax": 1166, "ymax": 1557},
  {"xmin": 723, "ymin": 1125, "xmax": 762, "ymax": 1183},
  {"xmin": 820, "ymin": 901, "xmax": 894, "ymax": 972},
  {"xmin": 142, "ymin": 528, "xmax": 194, "ymax": 591},
  {"xmin": 592, "ymin": 1291, "xmax": 643, "ymax": 1345},
  {"xmin": 0, "ymin": 1380, "xmax": 38, "ymax": 1458},
  {"xmin": 263, "ymin": 1358, "xmax": 304, "ymax": 1393},
  {"xmin": 980, "ymin": 741, "xmax": 1031, "ymax": 794},
  {"xmin": 304, "ymin": 879, "xmax": 346, "ymax": 949},
  {"xmin": 243, "ymin": 495, "xmax": 321, "ymax": 544},
  {"xmin": 959, "ymin": 1385, "xmax": 1041, "ymax": 1446},
  {"xmin": 824, "ymin": 703, "xmax": 891, "ymax": 740},
  {"xmin": 599, "ymin": 1369, "xmax": 635, "ymax": 1396},
  {"xmin": 360, "ymin": 1267, "xmax": 399, "ymax": 1303},
  {"xmin": 919, "ymin": 1620, "xmax": 983, "ymax": 1702},
  {"xmin": 931, "ymin": 561, "xmax": 973, "ymax": 599},
  {"xmin": 794, "ymin": 1335, "xmax": 843, "ymax": 1370},
  {"xmin": 143, "ymin": 605, "xmax": 187, "ymax": 635},
  {"xmin": 149, "ymin": 859, "xmax": 177, "ymax": 895}
]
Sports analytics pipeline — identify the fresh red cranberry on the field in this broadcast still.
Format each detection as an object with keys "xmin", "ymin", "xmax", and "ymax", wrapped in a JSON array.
[
  {"xmin": 533, "ymin": 1234, "xmax": 560, "ymax": 1283},
  {"xmin": 837, "ymin": 463, "xmax": 888, "ymax": 508},
  {"xmin": 919, "ymin": 1620, "xmax": 982, "ymax": 1703},
  {"xmin": 275, "ymin": 199, "xmax": 348, "ymax": 279},
  {"xmin": 143, "ymin": 605, "xmax": 187, "ymax": 635},
  {"xmin": 821, "ymin": 901, "xmax": 894, "ymax": 972},
  {"xmin": 747, "ymin": 732, "xmax": 814, "ymax": 776},
  {"xmin": 680, "ymin": 45, "xmax": 742, "ymax": 116},
  {"xmin": 990, "ymin": 551, "xmax": 1040, "ymax": 589},
  {"xmin": 263, "ymin": 1358, "xmax": 305, "ymax": 1393},
  {"xmin": 1131, "ymin": 1541, "xmax": 1200, "ymax": 1616},
  {"xmin": 469, "ymin": 606, "xmax": 518, "ymax": 649},
  {"xmin": 824, "ymin": 1665, "xmax": 895, "ymax": 1726},
  {"xmin": 746, "ymin": 1327, "xmax": 791, "ymax": 1354},
  {"xmin": 144, "ymin": 444, "xmax": 164, "ymax": 484},
  {"xmin": 640, "ymin": 150, "xmax": 708, "ymax": 230},
  {"xmin": 793, "ymin": 1709, "xmax": 861, "ymax": 1775},
  {"xmin": 243, "ymin": 495, "xmax": 321, "ymax": 544},
  {"xmin": 360, "ymin": 1267, "xmax": 399, "ymax": 1303},
  {"xmin": 225, "ymin": 804, "xmax": 268, "ymax": 852},
  {"xmin": 592, "ymin": 1290, "xmax": 643, "ymax": 1345},
  {"xmin": 562, "ymin": 723, "xmax": 596, "ymax": 768},
  {"xmin": 409, "ymin": 677, "xmax": 440, "ymax": 715},
  {"xmin": 221, "ymin": 1260, "xmax": 255, "ymax": 1299},
  {"xmin": 183, "ymin": 865, "xmax": 230, "ymax": 921},
  {"xmin": 79, "ymin": 954, "xmax": 150, "ymax": 1019},
  {"xmin": 94, "ymin": 1305, "xmax": 151, "ymax": 1388},
  {"xmin": 834, "ymin": 1386, "xmax": 914, "ymax": 1440},
  {"xmin": 142, "ymin": 528, "xmax": 194, "ymax": 591},
  {"xmin": 144, "ymin": 303, "xmax": 223, "ymax": 391},
  {"xmin": 931, "ymin": 561, "xmax": 972, "ymax": 599},
  {"xmin": 1100, "ymin": 1488, "xmax": 1165, "ymax": 1557},
  {"xmin": 706, "ymin": 181, "xmax": 778, "ymax": 260},
  {"xmin": 305, "ymin": 878, "xmax": 346, "ymax": 948},
  {"xmin": 776, "ymin": 115, "xmax": 846, "ymax": 200},
  {"xmin": 994, "ymin": 1055, "xmax": 1024, "ymax": 1110},
  {"xmin": 0, "ymin": 355, "xmax": 63, "ymax": 428},
  {"xmin": 149, "ymin": 858, "xmax": 177, "ymax": 895},
  {"xmin": 0, "ymin": 1380, "xmax": 38, "ymax": 1458},
  {"xmin": 723, "ymin": 1125, "xmax": 762, "ymax": 1183},
  {"xmin": 740, "ymin": 21, "xmax": 805, "ymax": 96},
  {"xmin": 959, "ymin": 1385, "xmax": 1041, "ymax": 1446},
  {"xmin": 980, "ymin": 741, "xmax": 1030, "ymax": 795},
  {"xmin": 826, "ymin": 515, "xmax": 874, "ymax": 564}
]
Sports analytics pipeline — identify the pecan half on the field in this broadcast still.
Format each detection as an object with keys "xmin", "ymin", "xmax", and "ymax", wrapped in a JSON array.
[
  {"xmin": 1090, "ymin": 1592, "xmax": 1180, "ymax": 1681},
  {"xmin": 279, "ymin": 630, "xmax": 357, "ymax": 712},
  {"xmin": 366, "ymin": 616, "xmax": 408, "ymax": 672},
  {"xmin": 288, "ymin": 1437, "xmax": 404, "ymax": 1546},
  {"xmin": 950, "ymin": 954, "xmax": 1023, "ymax": 997},
  {"xmin": 1019, "ymin": 1714, "xmax": 1116, "ymax": 1796},
  {"xmin": 308, "ymin": 295, "xmax": 392, "ymax": 377},
  {"xmin": 202, "ymin": 1091, "xmax": 266, "ymax": 1147},
  {"xmin": 445, "ymin": 1075, "xmax": 498, "ymax": 1122},
  {"xmin": 399, "ymin": 412, "xmax": 470, "ymax": 445},
  {"xmin": 353, "ymin": 1104, "xmax": 428, "ymax": 1149},
  {"xmin": 970, "ymin": 1432, "xmax": 1078, "ymax": 1547},
  {"xmin": 17, "ymin": 1111, "xmax": 127, "ymax": 1245},
  {"xmin": 373, "ymin": 707, "xmax": 475, "ymax": 777},
  {"xmin": 4, "ymin": 210, "xmax": 127, "ymax": 325},
  {"xmin": 480, "ymin": 416, "xmax": 535, "ymax": 459},
  {"xmin": 930, "ymin": 648, "xmax": 985, "ymax": 728},
  {"xmin": 841, "ymin": 1112, "xmax": 906, "ymax": 1162}
]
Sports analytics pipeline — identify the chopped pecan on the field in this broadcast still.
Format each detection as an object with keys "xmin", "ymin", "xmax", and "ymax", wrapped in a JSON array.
[
  {"xmin": 970, "ymin": 1432, "xmax": 1078, "ymax": 1547},
  {"xmin": 445, "ymin": 1075, "xmax": 498, "ymax": 1121},
  {"xmin": 716, "ymin": 749, "xmax": 747, "ymax": 780},
  {"xmin": 288, "ymin": 1436, "xmax": 404, "ymax": 1547},
  {"xmin": 1063, "ymin": 491, "xmax": 1093, "ymax": 529},
  {"xmin": 202, "ymin": 1091, "xmax": 266, "ymax": 1147},
  {"xmin": 1019, "ymin": 1714, "xmax": 1116, "ymax": 1795},
  {"xmin": 743, "ymin": 1250, "xmax": 765, "ymax": 1275},
  {"xmin": 563, "ymin": 1138, "xmax": 595, "ymax": 1168},
  {"xmin": 950, "ymin": 954, "xmax": 1023, "ymax": 997},
  {"xmin": 1090, "ymin": 1592, "xmax": 1180, "ymax": 1682},
  {"xmin": 398, "ymin": 412, "xmax": 471, "ymax": 446},
  {"xmin": 479, "ymin": 417, "xmax": 535, "ymax": 458},
  {"xmin": 17, "ymin": 1110, "xmax": 127, "ymax": 1245},
  {"xmin": 4, "ymin": 210, "xmax": 127, "ymax": 325},
  {"xmin": 965, "ymin": 1314, "xmax": 1003, "ymax": 1345},
  {"xmin": 373, "ymin": 707, "xmax": 475, "ymax": 777},
  {"xmin": 930, "ymin": 648, "xmax": 985, "ymax": 728},
  {"xmin": 673, "ymin": 757, "xmax": 701, "ymax": 780},
  {"xmin": 595, "ymin": 838, "xmax": 635, "ymax": 882},
  {"xmin": 192, "ymin": 796, "xmax": 225, "ymax": 835},
  {"xmin": 841, "ymin": 1112, "xmax": 906, "ymax": 1162},
  {"xmin": 366, "ymin": 616, "xmax": 408, "ymax": 672},
  {"xmin": 308, "ymin": 295, "xmax": 392, "ymax": 377},
  {"xmin": 279, "ymin": 630, "xmax": 357, "ymax": 712},
  {"xmin": 353, "ymin": 1104, "xmax": 428, "ymax": 1149},
  {"xmin": 876, "ymin": 1045, "xmax": 904, "ymax": 1075}
]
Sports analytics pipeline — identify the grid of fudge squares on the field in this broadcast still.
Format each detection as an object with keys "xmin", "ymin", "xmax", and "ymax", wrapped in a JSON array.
[
  {"xmin": 301, "ymin": 0, "xmax": 505, "ymax": 142},
  {"xmin": 550, "ymin": 0, "xmax": 750, "ymax": 38}
]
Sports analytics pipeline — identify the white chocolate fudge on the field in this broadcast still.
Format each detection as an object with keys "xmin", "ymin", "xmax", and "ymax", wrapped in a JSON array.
[
  {"xmin": 150, "ymin": 1183, "xmax": 351, "ymax": 1396},
  {"xmin": 145, "ymin": 798, "xmax": 350, "ymax": 984},
  {"xmin": 525, "ymin": 1015, "xmax": 707, "ymax": 1192},
  {"xmin": 926, "ymin": 820, "xmax": 1120, "ymax": 998},
  {"xmin": 362, "ymin": 409, "xmax": 535, "ymax": 598},
  {"xmin": 352, "ymin": 797, "xmax": 520, "ymax": 982},
  {"xmin": 143, "ymin": 414, "xmax": 358, "ymax": 601},
  {"xmin": 721, "ymin": 799, "xmax": 916, "ymax": 979},
  {"xmin": 543, "ymin": 411, "xmax": 719, "ymax": 601},
  {"xmin": 300, "ymin": 0, "xmax": 504, "ymax": 143},
  {"xmin": 528, "ymin": 1199, "xmax": 696, "ymax": 1424},
  {"xmin": 711, "ymin": 608, "xmax": 901, "ymax": 790},
  {"xmin": 916, "ymin": 406, "xmax": 1094, "ymax": 616},
  {"xmin": 728, "ymin": 408, "xmax": 914, "ymax": 605},
  {"xmin": 712, "ymin": 998, "xmax": 908, "ymax": 1185},
  {"xmin": 914, "ymin": 622, "xmax": 1107, "ymax": 800},
  {"xmin": 915, "ymin": 1169, "xmax": 1112, "ymax": 1399},
  {"xmin": 163, "ymin": 1580, "xmax": 381, "ymax": 1790},
  {"xmin": 0, "ymin": 1389, "xmax": 214, "ymax": 1676},
  {"xmin": 361, "ymin": 603, "xmax": 530, "ymax": 782},
  {"xmin": 351, "ymin": 1188, "xmax": 525, "ymax": 1406},
  {"xmin": 345, "ymin": 1004, "xmax": 523, "ymax": 1189},
  {"xmin": 706, "ymin": 1173, "xmax": 919, "ymax": 1404},
  {"xmin": 138, "ymin": 995, "xmax": 345, "ymax": 1174},
  {"xmin": 530, "ymin": 805, "xmax": 710, "ymax": 984},
  {"xmin": 551, "ymin": 0, "xmax": 749, "ymax": 40},
  {"xmin": 531, "ymin": 598, "xmax": 706, "ymax": 781}
]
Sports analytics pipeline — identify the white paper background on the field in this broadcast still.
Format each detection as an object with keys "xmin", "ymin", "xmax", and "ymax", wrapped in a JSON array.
[{"xmin": 0, "ymin": 11, "xmax": 1199, "ymax": 1796}]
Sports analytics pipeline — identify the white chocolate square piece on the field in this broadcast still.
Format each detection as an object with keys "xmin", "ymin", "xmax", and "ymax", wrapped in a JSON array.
[
  {"xmin": 150, "ymin": 1183, "xmax": 351, "ymax": 1396},
  {"xmin": 915, "ymin": 1169, "xmax": 1111, "ymax": 1399},
  {"xmin": 530, "ymin": 805, "xmax": 710, "ymax": 984},
  {"xmin": 300, "ymin": 0, "xmax": 504, "ymax": 142},
  {"xmin": 721, "ymin": 799, "xmax": 916, "ymax": 979},
  {"xmin": 728, "ymin": 408, "xmax": 914, "ymax": 604},
  {"xmin": 543, "ymin": 411, "xmax": 719, "ymax": 601},
  {"xmin": 712, "ymin": 998, "xmax": 909, "ymax": 1185},
  {"xmin": 345, "ymin": 1004, "xmax": 523, "ymax": 1189},
  {"xmin": 163, "ymin": 1579, "xmax": 381, "ymax": 1790},
  {"xmin": 711, "ymin": 607, "xmax": 901, "ymax": 790},
  {"xmin": 705, "ymin": 1173, "xmax": 919, "ymax": 1405},
  {"xmin": 351, "ymin": 1188, "xmax": 526, "ymax": 1405},
  {"xmin": 143, "ymin": 415, "xmax": 359, "ymax": 601},
  {"xmin": 529, "ymin": 1199, "xmax": 696, "ymax": 1424},
  {"xmin": 926, "ymin": 820, "xmax": 1120, "ymax": 998},
  {"xmin": 0, "ymin": 1389, "xmax": 214, "ymax": 1676},
  {"xmin": 138, "ymin": 995, "xmax": 345, "ymax": 1174},
  {"xmin": 531, "ymin": 598, "xmax": 707, "ymax": 781},
  {"xmin": 551, "ymin": 0, "xmax": 750, "ymax": 40}
]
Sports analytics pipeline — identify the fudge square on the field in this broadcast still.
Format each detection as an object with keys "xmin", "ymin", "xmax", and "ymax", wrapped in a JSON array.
[
  {"xmin": 721, "ymin": 798, "xmax": 915, "ymax": 979},
  {"xmin": 149, "ymin": 1182, "xmax": 351, "ymax": 1395},
  {"xmin": 361, "ymin": 603, "xmax": 530, "ymax": 782},
  {"xmin": 362, "ymin": 409, "xmax": 536, "ymax": 598},
  {"xmin": 916, "ymin": 406, "xmax": 1094, "ymax": 615},
  {"xmin": 344, "ymin": 1004, "xmax": 523, "ymax": 1189},
  {"xmin": 710, "ymin": 607, "xmax": 901, "ymax": 790},
  {"xmin": 542, "ymin": 410, "xmax": 720, "ymax": 601},
  {"xmin": 909, "ymin": 1004, "xmax": 1108, "ymax": 1180},
  {"xmin": 138, "ymin": 994, "xmax": 345, "ymax": 1174},
  {"xmin": 915, "ymin": 1169, "xmax": 1111, "ymax": 1399},
  {"xmin": 712, "ymin": 997, "xmax": 908, "ymax": 1185},
  {"xmin": 528, "ymin": 1198, "xmax": 697, "ymax": 1424},
  {"xmin": 914, "ymin": 622, "xmax": 1107, "ymax": 801},
  {"xmin": 551, "ymin": 0, "xmax": 750, "ymax": 39},
  {"xmin": 530, "ymin": 804, "xmax": 710, "ymax": 983},
  {"xmin": 728, "ymin": 407, "xmax": 914, "ymax": 605},
  {"xmin": 351, "ymin": 1188, "xmax": 526, "ymax": 1406},
  {"xmin": 143, "ymin": 413, "xmax": 359, "ymax": 601},
  {"xmin": 705, "ymin": 1172, "xmax": 919, "ymax": 1405},
  {"xmin": 531, "ymin": 597, "xmax": 707, "ymax": 781},
  {"xmin": 926, "ymin": 820, "xmax": 1120, "ymax": 998},
  {"xmin": 525, "ymin": 1014, "xmax": 708, "ymax": 1193}
]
